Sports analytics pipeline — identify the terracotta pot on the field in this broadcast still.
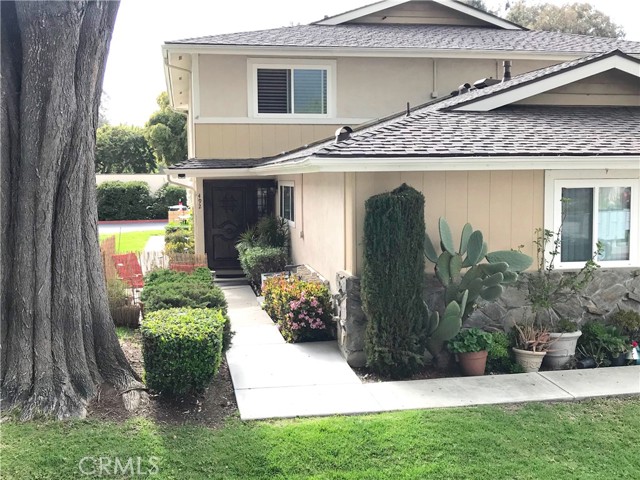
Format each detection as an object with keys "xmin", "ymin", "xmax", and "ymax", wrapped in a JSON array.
[
  {"xmin": 457, "ymin": 350, "xmax": 488, "ymax": 376},
  {"xmin": 544, "ymin": 330, "xmax": 582, "ymax": 370},
  {"xmin": 513, "ymin": 348, "xmax": 546, "ymax": 373}
]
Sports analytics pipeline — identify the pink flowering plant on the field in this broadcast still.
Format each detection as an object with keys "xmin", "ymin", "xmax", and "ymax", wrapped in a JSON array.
[{"xmin": 262, "ymin": 275, "xmax": 334, "ymax": 343}]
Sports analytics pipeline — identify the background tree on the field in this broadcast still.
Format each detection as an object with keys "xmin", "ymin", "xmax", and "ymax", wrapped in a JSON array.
[
  {"xmin": 95, "ymin": 124, "xmax": 157, "ymax": 173},
  {"xmin": 1, "ymin": 0, "xmax": 144, "ymax": 419},
  {"xmin": 462, "ymin": 0, "xmax": 493, "ymax": 13},
  {"xmin": 505, "ymin": 1, "xmax": 624, "ymax": 38},
  {"xmin": 145, "ymin": 92, "xmax": 188, "ymax": 166}
]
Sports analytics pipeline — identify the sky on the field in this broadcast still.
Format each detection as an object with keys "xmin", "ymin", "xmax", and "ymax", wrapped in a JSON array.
[{"xmin": 102, "ymin": 0, "xmax": 640, "ymax": 126}]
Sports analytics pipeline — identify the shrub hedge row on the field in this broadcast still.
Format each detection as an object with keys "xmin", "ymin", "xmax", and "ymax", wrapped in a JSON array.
[
  {"xmin": 141, "ymin": 307, "xmax": 225, "ymax": 395},
  {"xmin": 239, "ymin": 246, "xmax": 288, "ymax": 286},
  {"xmin": 97, "ymin": 181, "xmax": 186, "ymax": 221},
  {"xmin": 141, "ymin": 268, "xmax": 231, "ymax": 351}
]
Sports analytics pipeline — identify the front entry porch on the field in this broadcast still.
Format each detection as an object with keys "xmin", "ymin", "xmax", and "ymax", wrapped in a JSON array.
[{"xmin": 203, "ymin": 179, "xmax": 276, "ymax": 272}]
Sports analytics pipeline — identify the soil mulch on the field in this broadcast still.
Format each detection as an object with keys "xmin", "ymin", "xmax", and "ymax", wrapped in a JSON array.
[
  {"xmin": 87, "ymin": 330, "xmax": 238, "ymax": 428},
  {"xmin": 353, "ymin": 364, "xmax": 459, "ymax": 383}
]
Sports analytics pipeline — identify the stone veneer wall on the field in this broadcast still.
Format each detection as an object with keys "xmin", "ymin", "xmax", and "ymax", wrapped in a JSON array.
[
  {"xmin": 335, "ymin": 269, "xmax": 640, "ymax": 367},
  {"xmin": 335, "ymin": 271, "xmax": 367, "ymax": 367}
]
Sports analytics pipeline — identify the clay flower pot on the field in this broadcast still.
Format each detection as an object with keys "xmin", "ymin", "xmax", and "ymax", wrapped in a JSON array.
[
  {"xmin": 457, "ymin": 350, "xmax": 488, "ymax": 376},
  {"xmin": 513, "ymin": 348, "xmax": 546, "ymax": 373}
]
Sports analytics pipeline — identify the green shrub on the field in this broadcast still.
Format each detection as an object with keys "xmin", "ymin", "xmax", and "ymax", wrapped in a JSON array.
[
  {"xmin": 149, "ymin": 184, "xmax": 187, "ymax": 219},
  {"xmin": 141, "ymin": 308, "xmax": 225, "ymax": 395},
  {"xmin": 255, "ymin": 216, "xmax": 289, "ymax": 252},
  {"xmin": 97, "ymin": 181, "xmax": 154, "ymax": 220},
  {"xmin": 486, "ymin": 331, "xmax": 523, "ymax": 374},
  {"xmin": 447, "ymin": 328, "xmax": 493, "ymax": 354},
  {"xmin": 164, "ymin": 220, "xmax": 195, "ymax": 255},
  {"xmin": 239, "ymin": 246, "xmax": 288, "ymax": 286},
  {"xmin": 610, "ymin": 309, "xmax": 640, "ymax": 339},
  {"xmin": 262, "ymin": 275, "xmax": 334, "ymax": 343},
  {"xmin": 577, "ymin": 321, "xmax": 628, "ymax": 367},
  {"xmin": 361, "ymin": 184, "xmax": 428, "ymax": 378},
  {"xmin": 141, "ymin": 268, "xmax": 226, "ymax": 313}
]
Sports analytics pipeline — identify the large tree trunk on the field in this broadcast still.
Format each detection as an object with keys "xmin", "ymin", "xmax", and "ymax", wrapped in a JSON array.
[{"xmin": 1, "ymin": 0, "xmax": 145, "ymax": 420}]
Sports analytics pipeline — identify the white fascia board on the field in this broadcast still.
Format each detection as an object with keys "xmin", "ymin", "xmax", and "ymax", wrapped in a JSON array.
[
  {"xmin": 162, "ymin": 48, "xmax": 175, "ymax": 109},
  {"xmin": 253, "ymin": 155, "xmax": 640, "ymax": 175},
  {"xmin": 434, "ymin": 0, "xmax": 522, "ymax": 30},
  {"xmin": 313, "ymin": 0, "xmax": 407, "ymax": 25},
  {"xmin": 454, "ymin": 55, "xmax": 640, "ymax": 111},
  {"xmin": 162, "ymin": 44, "xmax": 582, "ymax": 62}
]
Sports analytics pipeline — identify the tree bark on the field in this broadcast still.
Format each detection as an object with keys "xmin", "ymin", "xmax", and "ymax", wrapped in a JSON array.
[{"xmin": 1, "ymin": 0, "xmax": 145, "ymax": 420}]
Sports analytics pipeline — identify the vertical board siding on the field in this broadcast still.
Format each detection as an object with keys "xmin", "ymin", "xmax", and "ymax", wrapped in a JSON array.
[
  {"xmin": 467, "ymin": 171, "xmax": 491, "ymax": 237},
  {"xmin": 354, "ymin": 170, "xmax": 543, "ymax": 276},
  {"xmin": 488, "ymin": 171, "xmax": 513, "ymax": 252},
  {"xmin": 194, "ymin": 124, "xmax": 340, "ymax": 159}
]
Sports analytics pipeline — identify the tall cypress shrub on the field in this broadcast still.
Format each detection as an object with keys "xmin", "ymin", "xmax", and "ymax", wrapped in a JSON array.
[{"xmin": 361, "ymin": 184, "xmax": 428, "ymax": 378}]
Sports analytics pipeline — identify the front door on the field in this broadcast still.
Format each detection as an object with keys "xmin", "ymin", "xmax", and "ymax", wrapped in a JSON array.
[{"xmin": 203, "ymin": 180, "xmax": 275, "ymax": 271}]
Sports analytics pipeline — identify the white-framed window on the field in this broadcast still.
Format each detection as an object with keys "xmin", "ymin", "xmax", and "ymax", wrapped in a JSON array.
[
  {"xmin": 279, "ymin": 181, "xmax": 295, "ymax": 224},
  {"xmin": 248, "ymin": 59, "xmax": 336, "ymax": 119},
  {"xmin": 545, "ymin": 171, "xmax": 639, "ymax": 269}
]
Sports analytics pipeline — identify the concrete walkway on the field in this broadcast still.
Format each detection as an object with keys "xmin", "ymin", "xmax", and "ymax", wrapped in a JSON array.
[{"xmin": 222, "ymin": 284, "xmax": 640, "ymax": 421}]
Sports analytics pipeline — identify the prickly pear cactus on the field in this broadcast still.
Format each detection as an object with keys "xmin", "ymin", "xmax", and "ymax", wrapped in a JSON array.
[{"xmin": 423, "ymin": 218, "xmax": 532, "ymax": 356}]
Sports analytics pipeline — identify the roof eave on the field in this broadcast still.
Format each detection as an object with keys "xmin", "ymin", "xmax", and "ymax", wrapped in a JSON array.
[
  {"xmin": 253, "ymin": 155, "xmax": 640, "ymax": 175},
  {"xmin": 161, "ymin": 43, "xmax": 597, "ymax": 61}
]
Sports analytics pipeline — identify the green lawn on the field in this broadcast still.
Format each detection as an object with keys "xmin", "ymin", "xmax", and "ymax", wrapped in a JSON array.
[
  {"xmin": 2, "ymin": 398, "xmax": 639, "ymax": 479},
  {"xmin": 100, "ymin": 230, "xmax": 164, "ymax": 253}
]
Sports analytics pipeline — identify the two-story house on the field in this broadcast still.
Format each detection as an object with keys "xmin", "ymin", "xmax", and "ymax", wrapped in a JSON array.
[{"xmin": 162, "ymin": 0, "xmax": 640, "ymax": 289}]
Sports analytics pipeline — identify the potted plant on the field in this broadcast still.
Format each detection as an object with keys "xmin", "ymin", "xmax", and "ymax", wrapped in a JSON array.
[
  {"xmin": 512, "ymin": 320, "xmax": 553, "ymax": 372},
  {"xmin": 576, "ymin": 321, "xmax": 629, "ymax": 368},
  {"xmin": 545, "ymin": 318, "xmax": 583, "ymax": 370},
  {"xmin": 447, "ymin": 328, "xmax": 494, "ymax": 376},
  {"xmin": 525, "ymin": 200, "xmax": 602, "ymax": 369}
]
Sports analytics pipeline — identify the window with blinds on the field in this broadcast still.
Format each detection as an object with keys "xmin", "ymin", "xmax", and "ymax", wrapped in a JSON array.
[
  {"xmin": 257, "ymin": 67, "xmax": 327, "ymax": 115},
  {"xmin": 549, "ymin": 175, "xmax": 638, "ymax": 268}
]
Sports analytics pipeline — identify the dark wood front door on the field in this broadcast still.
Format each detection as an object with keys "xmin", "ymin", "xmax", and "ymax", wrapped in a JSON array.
[{"xmin": 203, "ymin": 180, "xmax": 275, "ymax": 271}]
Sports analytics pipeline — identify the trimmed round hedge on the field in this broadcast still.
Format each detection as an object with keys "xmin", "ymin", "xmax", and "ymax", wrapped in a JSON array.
[{"xmin": 141, "ymin": 308, "xmax": 225, "ymax": 396}]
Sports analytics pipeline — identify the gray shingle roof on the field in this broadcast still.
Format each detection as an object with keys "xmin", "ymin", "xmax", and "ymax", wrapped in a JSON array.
[
  {"xmin": 439, "ymin": 50, "xmax": 640, "ymax": 111},
  {"xmin": 169, "ymin": 158, "xmax": 265, "ymax": 170},
  {"xmin": 311, "ymin": 106, "xmax": 640, "ymax": 158},
  {"xmin": 168, "ymin": 24, "xmax": 640, "ymax": 54}
]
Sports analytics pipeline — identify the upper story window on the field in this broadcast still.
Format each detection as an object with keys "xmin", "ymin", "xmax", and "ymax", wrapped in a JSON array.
[
  {"xmin": 249, "ymin": 59, "xmax": 335, "ymax": 119},
  {"xmin": 545, "ymin": 171, "xmax": 639, "ymax": 269}
]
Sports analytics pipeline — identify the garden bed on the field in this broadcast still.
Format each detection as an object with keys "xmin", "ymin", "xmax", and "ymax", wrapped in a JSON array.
[{"xmin": 87, "ymin": 329, "xmax": 237, "ymax": 428}]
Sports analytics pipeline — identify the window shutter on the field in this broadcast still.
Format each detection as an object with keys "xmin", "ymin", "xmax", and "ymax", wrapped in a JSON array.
[{"xmin": 257, "ymin": 69, "xmax": 290, "ymax": 113}]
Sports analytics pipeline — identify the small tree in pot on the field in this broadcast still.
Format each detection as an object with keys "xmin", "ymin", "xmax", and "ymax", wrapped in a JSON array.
[
  {"xmin": 447, "ymin": 328, "xmax": 494, "ymax": 376},
  {"xmin": 525, "ymin": 199, "xmax": 602, "ymax": 369}
]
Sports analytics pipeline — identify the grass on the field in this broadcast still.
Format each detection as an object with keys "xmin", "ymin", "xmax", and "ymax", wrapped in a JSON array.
[
  {"xmin": 100, "ymin": 230, "xmax": 164, "ymax": 253},
  {"xmin": 2, "ymin": 397, "xmax": 639, "ymax": 479},
  {"xmin": 115, "ymin": 326, "xmax": 139, "ymax": 341}
]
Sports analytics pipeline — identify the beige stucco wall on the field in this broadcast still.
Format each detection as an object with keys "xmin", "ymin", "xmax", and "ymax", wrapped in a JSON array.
[
  {"xmin": 350, "ymin": 1, "xmax": 491, "ymax": 26},
  {"xmin": 194, "ymin": 54, "xmax": 557, "ymax": 158},
  {"xmin": 515, "ymin": 70, "xmax": 640, "ymax": 106},
  {"xmin": 277, "ymin": 173, "xmax": 346, "ymax": 285},
  {"xmin": 352, "ymin": 170, "xmax": 544, "ymax": 276}
]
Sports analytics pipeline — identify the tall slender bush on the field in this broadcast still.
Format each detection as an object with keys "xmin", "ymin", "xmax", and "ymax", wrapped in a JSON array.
[{"xmin": 361, "ymin": 184, "xmax": 428, "ymax": 378}]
